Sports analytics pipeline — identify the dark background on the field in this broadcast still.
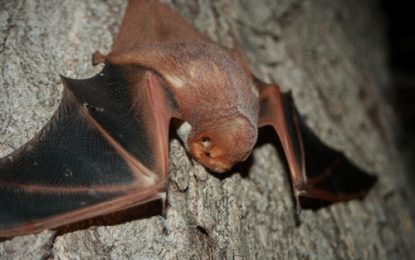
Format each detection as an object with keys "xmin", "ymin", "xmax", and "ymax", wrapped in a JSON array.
[{"xmin": 382, "ymin": 1, "xmax": 415, "ymax": 185}]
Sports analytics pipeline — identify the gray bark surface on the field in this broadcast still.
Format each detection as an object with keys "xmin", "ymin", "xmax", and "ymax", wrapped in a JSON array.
[{"xmin": 0, "ymin": 0, "xmax": 414, "ymax": 259}]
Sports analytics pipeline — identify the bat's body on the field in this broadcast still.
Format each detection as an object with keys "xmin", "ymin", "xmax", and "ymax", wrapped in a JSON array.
[
  {"xmin": 0, "ymin": 0, "xmax": 376, "ymax": 238},
  {"xmin": 106, "ymin": 41, "xmax": 259, "ymax": 172}
]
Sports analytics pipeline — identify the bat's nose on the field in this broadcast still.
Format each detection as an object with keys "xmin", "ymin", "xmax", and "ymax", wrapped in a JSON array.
[
  {"xmin": 191, "ymin": 137, "xmax": 233, "ymax": 173},
  {"xmin": 188, "ymin": 116, "xmax": 257, "ymax": 173}
]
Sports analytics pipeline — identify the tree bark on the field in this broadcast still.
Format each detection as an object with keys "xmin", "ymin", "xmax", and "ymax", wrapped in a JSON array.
[{"xmin": 1, "ymin": 0, "xmax": 414, "ymax": 259}]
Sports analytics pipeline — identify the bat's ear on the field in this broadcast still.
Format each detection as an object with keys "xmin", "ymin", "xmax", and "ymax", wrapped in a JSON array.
[{"xmin": 92, "ymin": 51, "xmax": 106, "ymax": 66}]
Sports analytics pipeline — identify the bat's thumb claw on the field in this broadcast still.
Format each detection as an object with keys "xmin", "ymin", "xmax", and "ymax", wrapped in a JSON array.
[{"xmin": 92, "ymin": 51, "xmax": 106, "ymax": 65}]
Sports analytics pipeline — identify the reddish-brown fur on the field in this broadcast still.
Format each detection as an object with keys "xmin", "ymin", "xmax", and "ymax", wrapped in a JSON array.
[{"xmin": 106, "ymin": 1, "xmax": 261, "ymax": 172}]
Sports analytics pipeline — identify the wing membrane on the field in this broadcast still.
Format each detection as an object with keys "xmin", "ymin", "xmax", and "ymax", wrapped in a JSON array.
[
  {"xmin": 0, "ymin": 64, "xmax": 173, "ymax": 237},
  {"xmin": 257, "ymin": 83, "xmax": 376, "ymax": 209}
]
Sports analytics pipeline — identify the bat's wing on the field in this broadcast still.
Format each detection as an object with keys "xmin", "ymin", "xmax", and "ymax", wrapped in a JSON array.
[
  {"xmin": 0, "ymin": 63, "xmax": 177, "ymax": 237},
  {"xmin": 257, "ymin": 82, "xmax": 377, "ymax": 210},
  {"xmin": 111, "ymin": 0, "xmax": 210, "ymax": 51}
]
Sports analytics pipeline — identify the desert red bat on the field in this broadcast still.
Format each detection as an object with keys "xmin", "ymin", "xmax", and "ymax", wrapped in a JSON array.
[{"xmin": 0, "ymin": 0, "xmax": 376, "ymax": 237}]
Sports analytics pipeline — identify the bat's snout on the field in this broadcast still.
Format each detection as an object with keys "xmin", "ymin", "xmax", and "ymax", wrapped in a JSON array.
[{"xmin": 188, "ymin": 116, "xmax": 257, "ymax": 173}]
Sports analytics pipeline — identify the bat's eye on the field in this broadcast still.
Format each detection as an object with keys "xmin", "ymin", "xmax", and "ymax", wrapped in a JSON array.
[
  {"xmin": 188, "ymin": 116, "xmax": 257, "ymax": 173},
  {"xmin": 201, "ymin": 137, "xmax": 211, "ymax": 150}
]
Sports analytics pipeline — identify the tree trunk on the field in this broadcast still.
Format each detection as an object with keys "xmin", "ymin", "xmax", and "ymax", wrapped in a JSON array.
[{"xmin": 1, "ymin": 0, "xmax": 414, "ymax": 259}]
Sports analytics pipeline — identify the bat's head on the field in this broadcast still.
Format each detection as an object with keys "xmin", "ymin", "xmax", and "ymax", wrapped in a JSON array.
[{"xmin": 188, "ymin": 116, "xmax": 257, "ymax": 173}]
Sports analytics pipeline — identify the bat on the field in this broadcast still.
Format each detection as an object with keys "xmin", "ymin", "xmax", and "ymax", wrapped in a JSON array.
[{"xmin": 0, "ymin": 0, "xmax": 376, "ymax": 238}]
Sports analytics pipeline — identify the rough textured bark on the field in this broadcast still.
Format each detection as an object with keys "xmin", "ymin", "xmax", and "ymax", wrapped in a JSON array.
[{"xmin": 1, "ymin": 0, "xmax": 414, "ymax": 259}]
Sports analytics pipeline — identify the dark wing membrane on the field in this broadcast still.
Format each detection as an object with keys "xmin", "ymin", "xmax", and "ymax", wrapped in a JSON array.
[
  {"xmin": 257, "ymin": 83, "xmax": 376, "ymax": 210},
  {"xmin": 0, "ymin": 64, "xmax": 171, "ymax": 237},
  {"xmin": 279, "ymin": 93, "xmax": 377, "ymax": 209}
]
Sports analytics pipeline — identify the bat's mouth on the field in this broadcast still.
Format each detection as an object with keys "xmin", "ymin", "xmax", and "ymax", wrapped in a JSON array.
[
  {"xmin": 189, "ymin": 141, "xmax": 247, "ymax": 173},
  {"xmin": 188, "ymin": 116, "xmax": 257, "ymax": 173}
]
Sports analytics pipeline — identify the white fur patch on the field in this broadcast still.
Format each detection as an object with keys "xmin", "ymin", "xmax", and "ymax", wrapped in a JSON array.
[
  {"xmin": 176, "ymin": 121, "xmax": 192, "ymax": 149},
  {"xmin": 165, "ymin": 74, "xmax": 185, "ymax": 89}
]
